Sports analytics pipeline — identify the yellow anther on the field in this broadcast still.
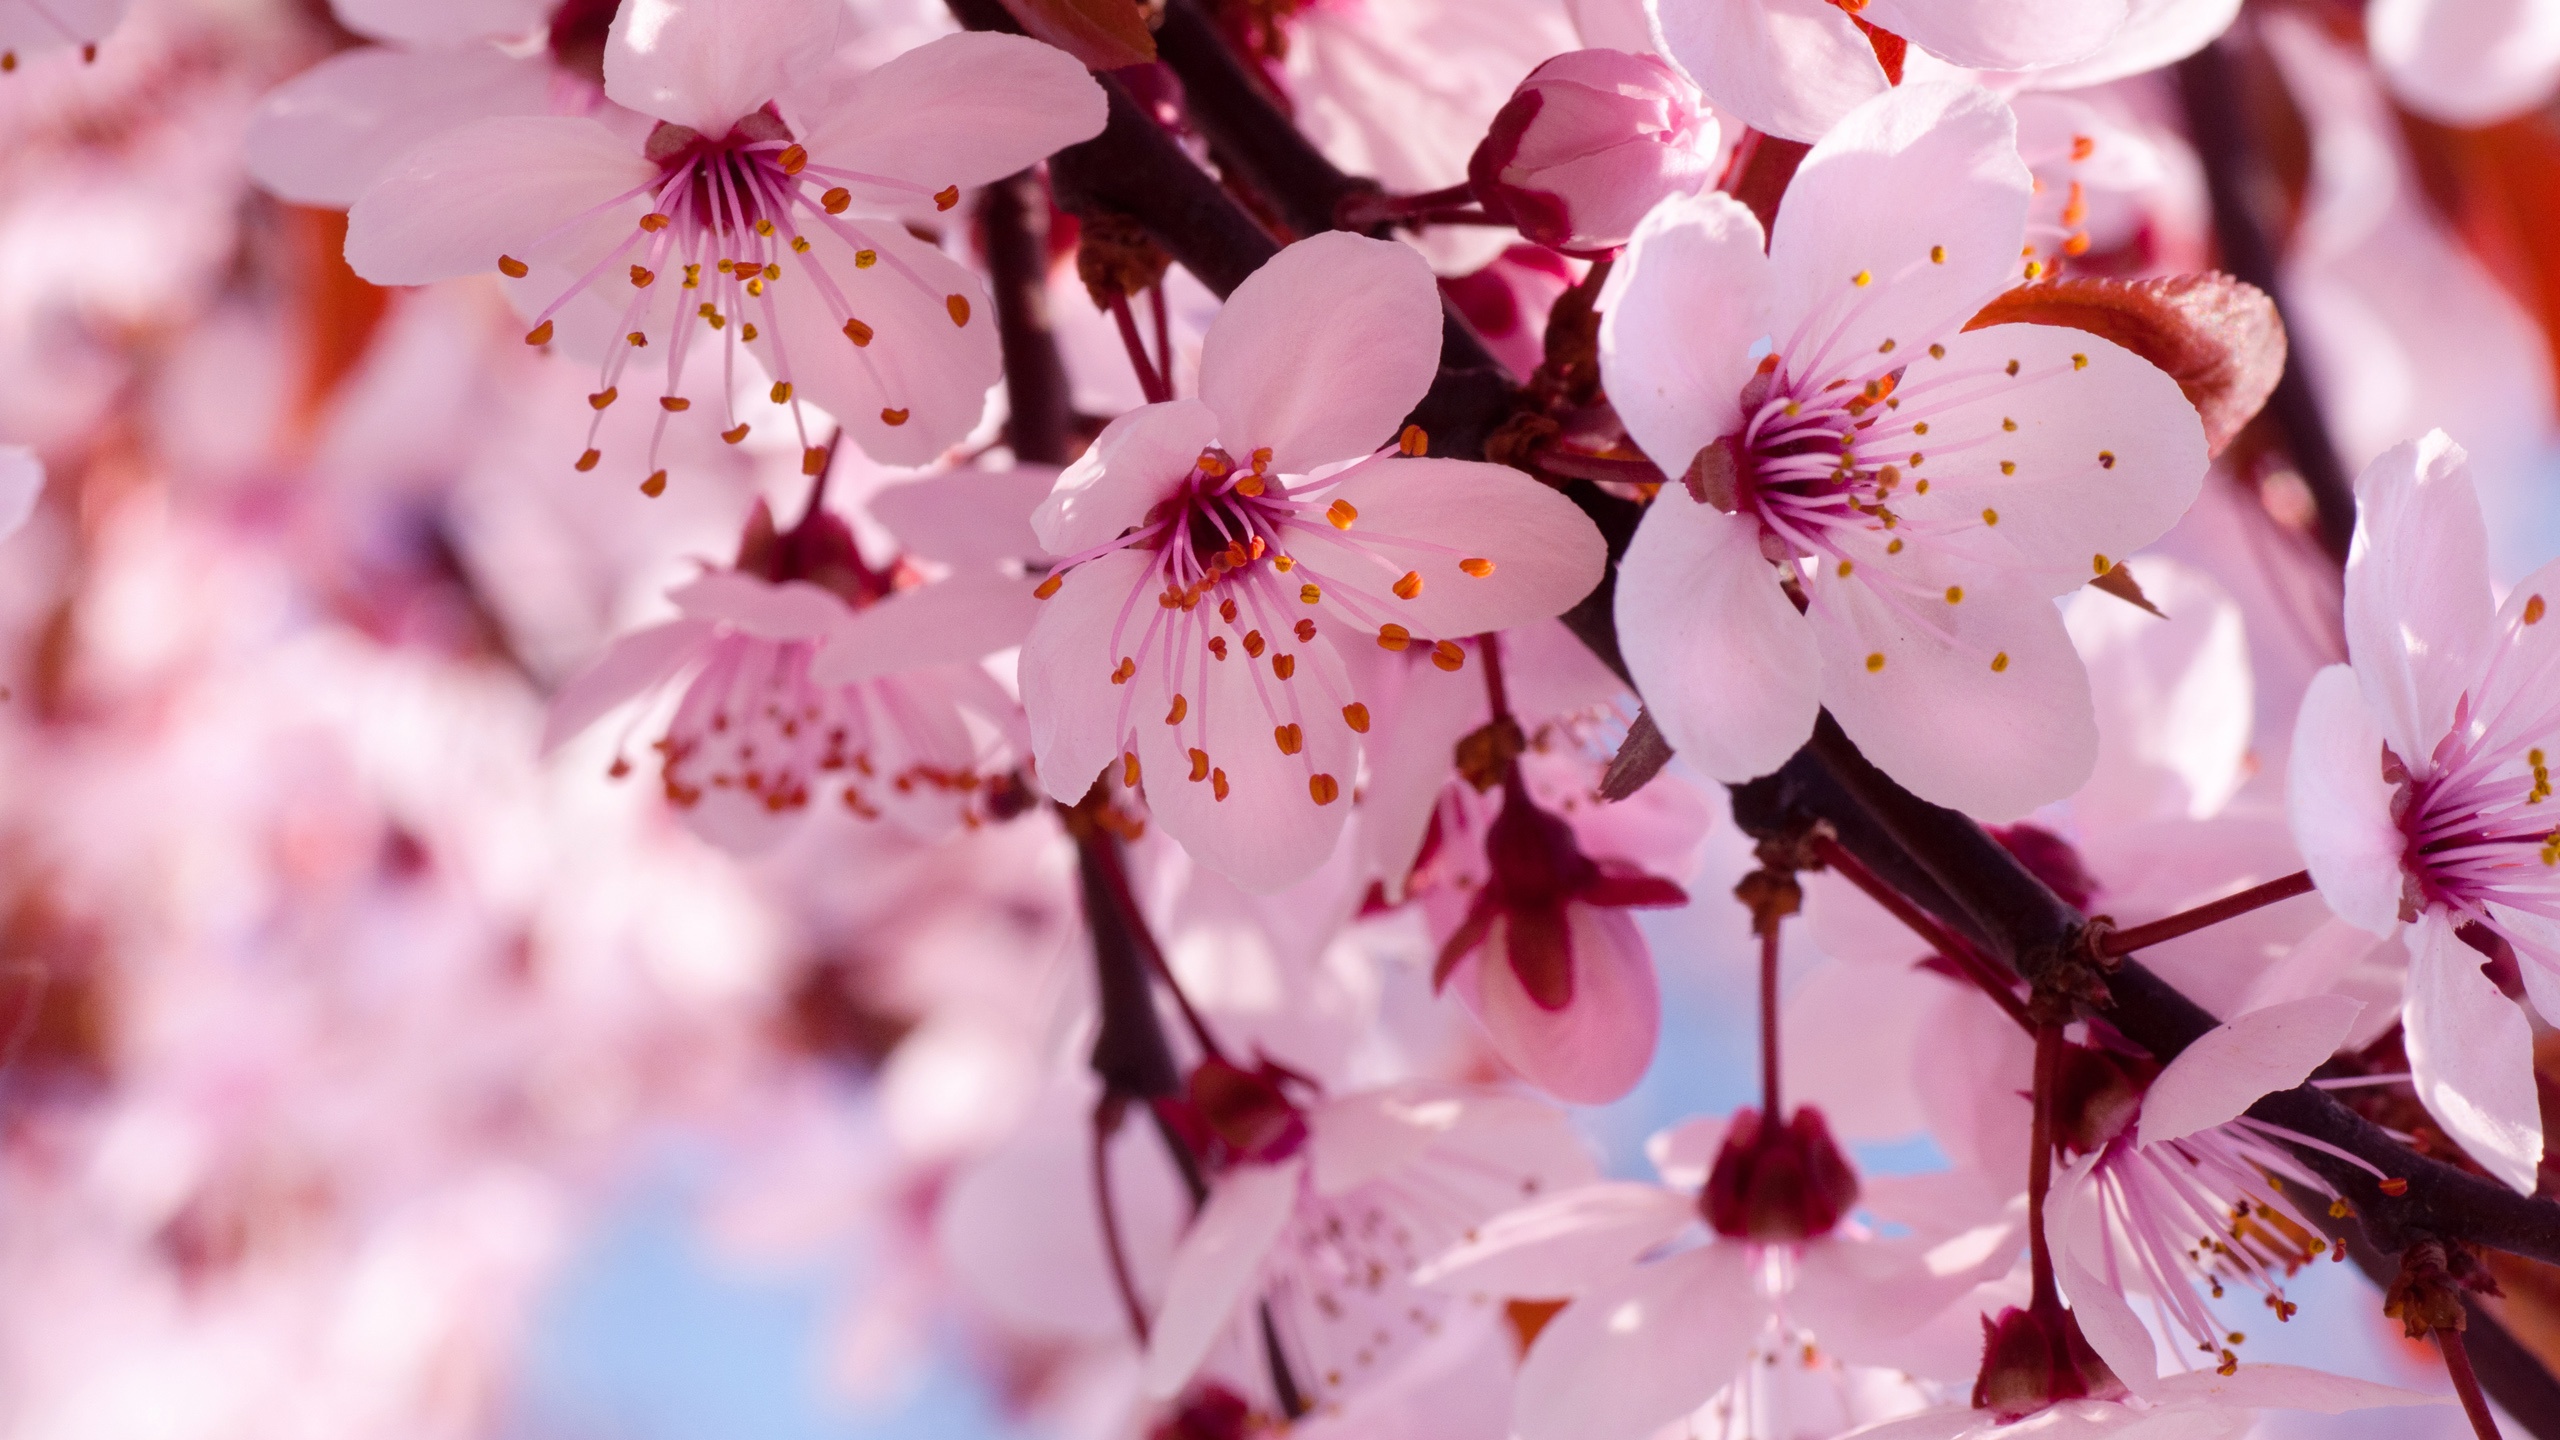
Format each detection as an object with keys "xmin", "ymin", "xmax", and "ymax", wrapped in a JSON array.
[
  {"xmin": 947, "ymin": 294, "xmax": 971, "ymax": 327},
  {"xmin": 1275, "ymin": 724, "xmax": 1303, "ymax": 756},
  {"xmin": 778, "ymin": 145, "xmax": 808, "ymax": 175},
  {"xmin": 1460, "ymin": 557, "xmax": 1494, "ymax": 577},
  {"xmin": 935, "ymin": 185, "xmax": 961, "ymax": 211},
  {"xmin": 1399, "ymin": 424, "xmax": 1428, "ymax": 456},
  {"xmin": 627, "ymin": 331, "xmax": 648, "ymax": 347},
  {"xmin": 1212, "ymin": 768, "xmax": 1229, "ymax": 800},
  {"xmin": 1111, "ymin": 657, "xmax": 1136, "ymax": 684},
  {"xmin": 1852, "ymin": 269, "xmax": 1873, "ymax": 287},
  {"xmin": 1034, "ymin": 574, "xmax": 1063, "ymax": 599},
  {"xmin": 1865, "ymin": 652, "xmax": 1886, "ymax": 673},
  {"xmin": 2005, "ymin": 359, "xmax": 2021, "ymax": 376},
  {"xmin": 1189, "ymin": 749, "xmax": 1210, "ymax": 781},
  {"xmin": 1123, "ymin": 752, "xmax": 1141, "ymax": 787},
  {"xmin": 1837, "ymin": 560, "xmax": 1854, "ymax": 577},
  {"xmin": 1378, "ymin": 624, "xmax": 1411, "ymax": 652},
  {"xmin": 1293, "ymin": 618, "xmax": 1315, "ymax": 641},
  {"xmin": 1310, "ymin": 774, "xmax": 1341, "ymax": 805},
  {"xmin": 1928, "ymin": 343, "xmax": 1946, "ymax": 359},
  {"xmin": 589, "ymin": 387, "xmax": 618, "ymax": 410},
  {"xmin": 498, "ymin": 254, "xmax": 530, "ymax": 277},
  {"xmin": 2533, "ymin": 595, "xmax": 2551, "ymax": 625},
  {"xmin": 631, "ymin": 265, "xmax": 655, "ymax": 288},
  {"xmin": 1913, "ymin": 422, "xmax": 1929, "ymax": 436},
  {"xmin": 1982, "ymin": 507, "xmax": 2000, "ymax": 526},
  {"xmin": 844, "ymin": 318, "xmax": 873, "ymax": 346},
  {"xmin": 659, "ymin": 395, "xmax": 690, "ymax": 412},
  {"xmin": 740, "ymin": 323, "xmax": 759, "ymax": 341},
  {"xmin": 1273, "ymin": 654, "xmax": 1296, "ymax": 680},
  {"xmin": 575, "ymin": 448, "xmax": 601, "ymax": 472},
  {"xmin": 641, "ymin": 470, "xmax": 668, "ymax": 497},
  {"xmin": 1879, "ymin": 338, "xmax": 1896, "ymax": 353},
  {"xmin": 854, "ymin": 249, "xmax": 877, "ymax": 268},
  {"xmin": 791, "ymin": 236, "xmax": 811, "ymax": 253},
  {"xmin": 881, "ymin": 407, "xmax": 910, "ymax": 426},
  {"xmin": 2094, "ymin": 553, "xmax": 2112, "ymax": 575},
  {"xmin": 2002, "ymin": 417, "xmax": 2017, "ymax": 431},
  {"xmin": 1930, "ymin": 245, "xmax": 1946, "ymax": 263},
  {"xmin": 1914, "ymin": 479, "xmax": 1929, "ymax": 495},
  {"xmin": 2000, "ymin": 460, "xmax": 2016, "ymax": 475},
  {"xmin": 1328, "ymin": 499, "xmax": 1358, "ymax": 529},
  {"xmin": 1342, "ymin": 703, "xmax": 1370, "ymax": 733},
  {"xmin": 2072, "ymin": 353, "xmax": 2089, "ymax": 370},
  {"xmin": 772, "ymin": 382, "xmax": 794, "ymax": 404},
  {"xmin": 2098, "ymin": 451, "xmax": 2117, "ymax": 469},
  {"xmin": 822, "ymin": 188, "xmax": 851, "ymax": 214},
  {"xmin": 1393, "ymin": 571, "xmax": 1423, "ymax": 600},
  {"xmin": 1944, "ymin": 585, "xmax": 1964, "ymax": 604},
  {"xmin": 1243, "ymin": 630, "xmax": 1266, "ymax": 658},
  {"xmin": 802, "ymin": 446, "xmax": 828, "ymax": 476},
  {"xmin": 1432, "ymin": 640, "xmax": 1466, "ymax": 672},
  {"xmin": 525, "ymin": 320, "xmax": 555, "ymax": 346},
  {"xmin": 1166, "ymin": 695, "xmax": 1187, "ymax": 724},
  {"xmin": 1300, "ymin": 583, "xmax": 1321, "ymax": 604},
  {"xmin": 754, "ymin": 218, "xmax": 775, "ymax": 237},
  {"xmin": 1991, "ymin": 651, "xmax": 2011, "ymax": 672}
]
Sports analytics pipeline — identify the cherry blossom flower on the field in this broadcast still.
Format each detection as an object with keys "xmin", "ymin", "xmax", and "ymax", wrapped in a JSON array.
[
  {"xmin": 246, "ymin": 0, "xmax": 616, "ymax": 210},
  {"xmin": 342, "ymin": 1, "xmax": 1106, "ymax": 485},
  {"xmin": 543, "ymin": 497, "xmax": 1036, "ymax": 852},
  {"xmin": 1602, "ymin": 83, "xmax": 2208, "ymax": 820},
  {"xmin": 1465, "ymin": 49, "xmax": 1722, "ymax": 256},
  {"xmin": 1419, "ymin": 1108, "xmax": 2012, "ymax": 1440},
  {"xmin": 1651, "ymin": 0, "xmax": 2130, "ymax": 143},
  {"xmin": 2369, "ymin": 0, "xmax": 2560, "ymax": 128},
  {"xmin": 1018, "ymin": 232, "xmax": 1607, "ymax": 890},
  {"xmin": 0, "ymin": 0, "xmax": 124, "ymax": 72},
  {"xmin": 1140, "ymin": 1065, "xmax": 1598, "ymax": 1415},
  {"xmin": 2288, "ymin": 430, "xmax": 2560, "ymax": 1193},
  {"xmin": 2041, "ymin": 998, "xmax": 2373, "ymax": 1390}
]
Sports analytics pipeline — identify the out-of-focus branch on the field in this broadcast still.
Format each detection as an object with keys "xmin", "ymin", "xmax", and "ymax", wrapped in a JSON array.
[
  {"xmin": 2176, "ymin": 34, "xmax": 2357, "ymax": 562},
  {"xmin": 980, "ymin": 169, "xmax": 1076, "ymax": 465}
]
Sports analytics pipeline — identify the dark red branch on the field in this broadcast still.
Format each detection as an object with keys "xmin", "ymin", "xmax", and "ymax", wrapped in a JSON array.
[{"xmin": 2097, "ymin": 869, "xmax": 2315, "ymax": 957}]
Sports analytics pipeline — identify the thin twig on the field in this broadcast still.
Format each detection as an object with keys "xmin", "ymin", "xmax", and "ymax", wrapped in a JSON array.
[{"xmin": 2098, "ymin": 870, "xmax": 2315, "ymax": 956}]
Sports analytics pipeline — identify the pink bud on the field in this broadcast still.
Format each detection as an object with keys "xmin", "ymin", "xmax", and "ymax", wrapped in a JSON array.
[
  {"xmin": 1699, "ymin": 1105, "xmax": 1860, "ymax": 1242},
  {"xmin": 1467, "ymin": 49, "xmax": 1720, "ymax": 255},
  {"xmin": 1970, "ymin": 1305, "xmax": 2127, "ymax": 1421}
]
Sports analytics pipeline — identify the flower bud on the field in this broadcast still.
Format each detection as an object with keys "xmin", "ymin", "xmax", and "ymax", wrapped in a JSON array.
[
  {"xmin": 1970, "ymin": 1305, "xmax": 2126, "ymax": 1421},
  {"xmin": 1700, "ymin": 1105, "xmax": 1860, "ymax": 1242},
  {"xmin": 1467, "ymin": 49, "xmax": 1719, "ymax": 255}
]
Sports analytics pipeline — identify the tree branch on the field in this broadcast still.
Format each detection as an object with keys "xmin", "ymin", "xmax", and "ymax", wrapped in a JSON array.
[{"xmin": 980, "ymin": 168, "xmax": 1076, "ymax": 465}]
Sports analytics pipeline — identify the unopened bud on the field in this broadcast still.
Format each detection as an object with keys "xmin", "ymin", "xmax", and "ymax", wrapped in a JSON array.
[
  {"xmin": 1467, "ymin": 49, "xmax": 1720, "ymax": 254},
  {"xmin": 1700, "ymin": 1105, "xmax": 1860, "ymax": 1242}
]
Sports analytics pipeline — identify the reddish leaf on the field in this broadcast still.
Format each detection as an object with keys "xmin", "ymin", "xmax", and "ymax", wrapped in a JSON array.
[
  {"xmin": 1964, "ymin": 273, "xmax": 2285, "ymax": 458},
  {"xmin": 995, "ymin": 0, "xmax": 1156, "ymax": 70}
]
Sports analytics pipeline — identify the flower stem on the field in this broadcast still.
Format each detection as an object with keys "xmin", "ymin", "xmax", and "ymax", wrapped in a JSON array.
[
  {"xmin": 2098, "ymin": 870, "xmax": 2314, "ymax": 957},
  {"xmin": 1478, "ymin": 630, "xmax": 1511, "ymax": 724},
  {"xmin": 1761, "ymin": 920, "xmax": 1782, "ymax": 1122},
  {"xmin": 1336, "ymin": 182, "xmax": 1477, "ymax": 229},
  {"xmin": 1149, "ymin": 281, "xmax": 1172, "ymax": 399},
  {"xmin": 2027, "ymin": 1022, "xmax": 2063, "ymax": 1316},
  {"xmin": 2441, "ymin": 1325, "xmax": 2509, "ymax": 1440},
  {"xmin": 1809, "ymin": 834, "xmax": 2034, "ymax": 1031},
  {"xmin": 1108, "ymin": 290, "xmax": 1170, "ymax": 405},
  {"xmin": 1531, "ymin": 447, "xmax": 1668, "ymax": 486},
  {"xmin": 1092, "ymin": 1097, "xmax": 1152, "ymax": 1344}
]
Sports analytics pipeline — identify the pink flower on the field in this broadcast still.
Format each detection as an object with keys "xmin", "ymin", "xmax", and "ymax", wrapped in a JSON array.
[
  {"xmin": 2041, "ymin": 998, "xmax": 2372, "ymax": 1392},
  {"xmin": 0, "ymin": 446, "xmax": 40, "ymax": 539},
  {"xmin": 1651, "ymin": 0, "xmax": 2130, "ymax": 143},
  {"xmin": 1425, "ymin": 765, "xmax": 1690, "ymax": 1104},
  {"xmin": 0, "ymin": 0, "xmax": 125, "ymax": 70},
  {"xmin": 2369, "ymin": 0, "xmax": 2560, "ymax": 127},
  {"xmin": 1601, "ymin": 83, "xmax": 2207, "ymax": 820},
  {"xmin": 1140, "ymin": 1072, "xmax": 1598, "ymax": 1413},
  {"xmin": 246, "ymin": 0, "xmax": 615, "ymax": 210},
  {"xmin": 1465, "ymin": 49, "xmax": 1721, "ymax": 256},
  {"xmin": 342, "ymin": 2, "xmax": 1106, "ymax": 483},
  {"xmin": 1018, "ymin": 232, "xmax": 1607, "ymax": 891},
  {"xmin": 1419, "ymin": 1108, "xmax": 2012, "ymax": 1440},
  {"xmin": 544, "ymin": 498, "xmax": 1037, "ymax": 852},
  {"xmin": 2287, "ymin": 430, "xmax": 2560, "ymax": 1193}
]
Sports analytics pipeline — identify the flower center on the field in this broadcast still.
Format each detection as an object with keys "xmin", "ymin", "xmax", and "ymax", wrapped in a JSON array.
[
  {"xmin": 504, "ymin": 109, "xmax": 974, "ymax": 492},
  {"xmin": 1699, "ymin": 1105, "xmax": 1860, "ymax": 1243}
]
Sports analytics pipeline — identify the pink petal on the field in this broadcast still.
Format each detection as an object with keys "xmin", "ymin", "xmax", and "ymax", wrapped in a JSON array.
[
  {"xmin": 2062, "ymin": 557, "xmax": 2253, "ymax": 827},
  {"xmin": 669, "ymin": 572, "xmax": 850, "ymax": 640},
  {"xmin": 2285, "ymin": 664, "xmax": 2407, "ymax": 938},
  {"xmin": 864, "ymin": 464, "xmax": 1061, "ymax": 565},
  {"xmin": 343, "ymin": 116, "xmax": 657, "ymax": 286},
  {"xmin": 1511, "ymin": 1244, "xmax": 1761, "ymax": 1440},
  {"xmin": 0, "ymin": 445, "xmax": 41, "ymax": 541},
  {"xmin": 1644, "ymin": 1114, "xmax": 1729, "ymax": 1191},
  {"xmin": 810, "ymin": 574, "xmax": 1039, "ymax": 686},
  {"xmin": 2147, "ymin": 1364, "xmax": 2448, "ymax": 1414},
  {"xmin": 1596, "ymin": 189, "xmax": 1773, "ymax": 482},
  {"xmin": 539, "ymin": 617, "xmax": 715, "ymax": 754},
  {"xmin": 746, "ymin": 218, "xmax": 1002, "ymax": 467},
  {"xmin": 2021, "ymin": 0, "xmax": 2244, "ymax": 90},
  {"xmin": 1812, "ymin": 556, "xmax": 2097, "ymax": 822},
  {"xmin": 1342, "ymin": 652, "xmax": 1484, "ymax": 897},
  {"xmin": 1300, "ymin": 1088, "xmax": 1464, "ymax": 1198},
  {"xmin": 0, "ymin": 0, "xmax": 126, "ymax": 52},
  {"xmin": 1141, "ymin": 1156, "xmax": 1305, "ymax": 1399},
  {"xmin": 1862, "ymin": 0, "xmax": 2125, "ymax": 71},
  {"xmin": 2371, "ymin": 0, "xmax": 2560, "ymax": 127},
  {"xmin": 2052, "ymin": 1175, "xmax": 2165, "ymax": 1393},
  {"xmin": 1462, "ymin": 904, "xmax": 1660, "ymax": 1104},
  {"xmin": 1031, "ymin": 400, "xmax": 1219, "ymax": 558},
  {"xmin": 1019, "ymin": 546, "xmax": 1155, "ymax": 803},
  {"xmin": 1653, "ymin": 0, "xmax": 1887, "ymax": 142},
  {"xmin": 1908, "ymin": 325, "xmax": 2207, "ymax": 598},
  {"xmin": 2343, "ymin": 431, "xmax": 2496, "ymax": 768},
  {"xmin": 1413, "ymin": 1182, "xmax": 1694, "ymax": 1297},
  {"xmin": 2137, "ymin": 996, "xmax": 2363, "ymax": 1146},
  {"xmin": 1131, "ymin": 624, "xmax": 1359, "ymax": 892},
  {"xmin": 1770, "ymin": 84, "xmax": 2032, "ymax": 369},
  {"xmin": 1614, "ymin": 495, "xmax": 1820, "ymax": 784},
  {"xmin": 331, "ymin": 0, "xmax": 551, "ymax": 46},
  {"xmin": 1782, "ymin": 959, "xmax": 1944, "ymax": 1141},
  {"xmin": 799, "ymin": 32, "xmax": 1108, "ymax": 196},
  {"xmin": 2405, "ymin": 909, "xmax": 2544, "ymax": 1194},
  {"xmin": 604, "ymin": 0, "xmax": 840, "ymax": 135},
  {"xmin": 1284, "ymin": 457, "xmax": 1607, "ymax": 637},
  {"xmin": 1791, "ymin": 1225, "xmax": 2025, "ymax": 1359},
  {"xmin": 247, "ymin": 46, "xmax": 560, "ymax": 209},
  {"xmin": 1197, "ymin": 232, "xmax": 1443, "ymax": 475}
]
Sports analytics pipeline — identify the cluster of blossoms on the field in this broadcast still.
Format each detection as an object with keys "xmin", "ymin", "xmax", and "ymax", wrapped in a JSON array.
[{"xmin": 8, "ymin": 0, "xmax": 2560, "ymax": 1436}]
